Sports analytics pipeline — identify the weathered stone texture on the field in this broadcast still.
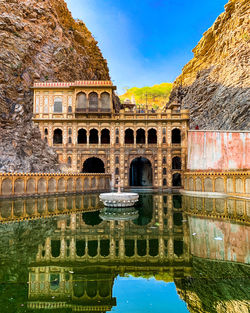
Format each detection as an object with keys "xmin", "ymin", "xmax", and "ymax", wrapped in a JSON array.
[
  {"xmin": 169, "ymin": 0, "xmax": 250, "ymax": 130},
  {"xmin": 0, "ymin": 0, "xmax": 110, "ymax": 172}
]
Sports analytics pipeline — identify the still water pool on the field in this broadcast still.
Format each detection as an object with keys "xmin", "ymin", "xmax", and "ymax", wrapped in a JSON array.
[{"xmin": 0, "ymin": 193, "xmax": 249, "ymax": 312}]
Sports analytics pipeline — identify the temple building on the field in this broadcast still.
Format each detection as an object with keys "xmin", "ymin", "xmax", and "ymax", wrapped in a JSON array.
[{"xmin": 32, "ymin": 81, "xmax": 189, "ymax": 190}]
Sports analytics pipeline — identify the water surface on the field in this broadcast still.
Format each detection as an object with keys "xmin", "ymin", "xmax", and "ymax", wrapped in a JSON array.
[{"xmin": 0, "ymin": 193, "xmax": 249, "ymax": 312}]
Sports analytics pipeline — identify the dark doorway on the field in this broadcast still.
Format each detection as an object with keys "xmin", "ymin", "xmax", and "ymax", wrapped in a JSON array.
[
  {"xmin": 82, "ymin": 157, "xmax": 105, "ymax": 173},
  {"xmin": 172, "ymin": 173, "xmax": 182, "ymax": 186},
  {"xmin": 136, "ymin": 129, "xmax": 145, "ymax": 144},
  {"xmin": 148, "ymin": 128, "xmax": 157, "ymax": 144},
  {"xmin": 101, "ymin": 129, "xmax": 110, "ymax": 144},
  {"xmin": 53, "ymin": 129, "xmax": 62, "ymax": 144},
  {"xmin": 89, "ymin": 129, "xmax": 98, "ymax": 144},
  {"xmin": 125, "ymin": 129, "xmax": 134, "ymax": 144},
  {"xmin": 172, "ymin": 128, "xmax": 181, "ymax": 144},
  {"xmin": 130, "ymin": 157, "xmax": 152, "ymax": 186},
  {"xmin": 172, "ymin": 156, "xmax": 181, "ymax": 169},
  {"xmin": 78, "ymin": 129, "xmax": 87, "ymax": 144}
]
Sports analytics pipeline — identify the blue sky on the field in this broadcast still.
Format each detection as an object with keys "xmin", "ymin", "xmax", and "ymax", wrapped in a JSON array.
[{"xmin": 65, "ymin": 0, "xmax": 228, "ymax": 94}]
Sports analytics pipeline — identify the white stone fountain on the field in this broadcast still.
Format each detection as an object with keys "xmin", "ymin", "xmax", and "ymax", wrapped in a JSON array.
[{"xmin": 99, "ymin": 179, "xmax": 139, "ymax": 208}]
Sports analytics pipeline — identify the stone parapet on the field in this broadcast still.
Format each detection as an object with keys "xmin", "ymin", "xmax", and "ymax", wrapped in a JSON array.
[
  {"xmin": 183, "ymin": 171, "xmax": 250, "ymax": 197},
  {"xmin": 0, "ymin": 173, "xmax": 111, "ymax": 198}
]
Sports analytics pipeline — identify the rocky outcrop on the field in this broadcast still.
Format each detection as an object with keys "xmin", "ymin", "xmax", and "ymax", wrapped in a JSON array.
[
  {"xmin": 169, "ymin": 0, "xmax": 250, "ymax": 130},
  {"xmin": 0, "ymin": 0, "xmax": 110, "ymax": 172}
]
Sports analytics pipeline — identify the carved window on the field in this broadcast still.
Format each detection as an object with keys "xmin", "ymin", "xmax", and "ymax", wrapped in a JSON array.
[
  {"xmin": 100, "ymin": 92, "xmax": 110, "ymax": 110},
  {"xmin": 76, "ymin": 92, "xmax": 87, "ymax": 109},
  {"xmin": 53, "ymin": 97, "xmax": 63, "ymax": 113},
  {"xmin": 89, "ymin": 92, "xmax": 98, "ymax": 111}
]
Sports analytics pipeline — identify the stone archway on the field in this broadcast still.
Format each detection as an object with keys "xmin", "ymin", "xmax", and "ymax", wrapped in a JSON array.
[
  {"xmin": 82, "ymin": 157, "xmax": 105, "ymax": 173},
  {"xmin": 130, "ymin": 157, "xmax": 152, "ymax": 186}
]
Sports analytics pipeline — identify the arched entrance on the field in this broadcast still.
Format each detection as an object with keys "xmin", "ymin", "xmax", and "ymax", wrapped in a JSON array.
[
  {"xmin": 82, "ymin": 157, "xmax": 105, "ymax": 173},
  {"xmin": 130, "ymin": 157, "xmax": 152, "ymax": 186}
]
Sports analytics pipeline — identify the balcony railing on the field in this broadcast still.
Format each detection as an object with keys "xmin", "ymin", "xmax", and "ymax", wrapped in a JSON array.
[{"xmin": 75, "ymin": 108, "xmax": 112, "ymax": 113}]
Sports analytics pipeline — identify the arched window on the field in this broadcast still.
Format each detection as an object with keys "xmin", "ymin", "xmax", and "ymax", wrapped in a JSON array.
[
  {"xmin": 172, "ymin": 128, "xmax": 181, "ymax": 144},
  {"xmin": 100, "ymin": 92, "xmax": 110, "ymax": 110},
  {"xmin": 172, "ymin": 156, "xmax": 181, "ymax": 169},
  {"xmin": 163, "ymin": 168, "xmax": 167, "ymax": 175},
  {"xmin": 162, "ymin": 157, "xmax": 166, "ymax": 164},
  {"xmin": 136, "ymin": 128, "xmax": 145, "ymax": 144},
  {"xmin": 163, "ymin": 136, "xmax": 166, "ymax": 144},
  {"xmin": 78, "ymin": 129, "xmax": 87, "ymax": 144},
  {"xmin": 116, "ymin": 136, "xmax": 119, "ymax": 144},
  {"xmin": 44, "ymin": 128, "xmax": 48, "ymax": 135},
  {"xmin": 172, "ymin": 173, "xmax": 182, "ymax": 187},
  {"xmin": 115, "ymin": 156, "xmax": 119, "ymax": 164},
  {"xmin": 148, "ymin": 128, "xmax": 157, "ymax": 144},
  {"xmin": 89, "ymin": 129, "xmax": 98, "ymax": 144},
  {"xmin": 67, "ymin": 157, "xmax": 72, "ymax": 165},
  {"xmin": 101, "ymin": 129, "xmax": 110, "ymax": 144},
  {"xmin": 68, "ymin": 106, "xmax": 72, "ymax": 113},
  {"xmin": 162, "ymin": 128, "xmax": 166, "ymax": 135},
  {"xmin": 115, "ymin": 128, "xmax": 119, "ymax": 135},
  {"xmin": 125, "ymin": 129, "xmax": 134, "ymax": 144},
  {"xmin": 76, "ymin": 92, "xmax": 87, "ymax": 109},
  {"xmin": 89, "ymin": 92, "xmax": 98, "ymax": 111},
  {"xmin": 53, "ymin": 97, "xmax": 62, "ymax": 113},
  {"xmin": 68, "ymin": 128, "xmax": 72, "ymax": 135},
  {"xmin": 163, "ymin": 178, "xmax": 167, "ymax": 186},
  {"xmin": 115, "ymin": 168, "xmax": 119, "ymax": 175},
  {"xmin": 53, "ymin": 129, "xmax": 62, "ymax": 144}
]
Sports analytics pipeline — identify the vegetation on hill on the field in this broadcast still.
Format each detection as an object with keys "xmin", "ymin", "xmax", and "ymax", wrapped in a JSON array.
[{"xmin": 120, "ymin": 83, "xmax": 172, "ymax": 109}]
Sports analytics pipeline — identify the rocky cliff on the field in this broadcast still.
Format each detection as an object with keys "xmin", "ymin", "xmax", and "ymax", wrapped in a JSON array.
[
  {"xmin": 0, "ymin": 0, "xmax": 110, "ymax": 172},
  {"xmin": 169, "ymin": 0, "xmax": 250, "ymax": 130}
]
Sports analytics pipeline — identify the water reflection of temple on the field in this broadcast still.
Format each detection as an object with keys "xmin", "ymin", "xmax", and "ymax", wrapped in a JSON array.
[
  {"xmin": 27, "ymin": 194, "xmax": 191, "ymax": 311},
  {"xmin": 0, "ymin": 193, "xmax": 249, "ymax": 312}
]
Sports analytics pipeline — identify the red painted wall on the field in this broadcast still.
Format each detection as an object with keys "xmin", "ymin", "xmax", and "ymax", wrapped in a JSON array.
[
  {"xmin": 187, "ymin": 131, "xmax": 250, "ymax": 170},
  {"xmin": 189, "ymin": 217, "xmax": 250, "ymax": 264}
]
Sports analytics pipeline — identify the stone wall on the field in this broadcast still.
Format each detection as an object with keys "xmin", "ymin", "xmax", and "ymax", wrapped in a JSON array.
[
  {"xmin": 187, "ymin": 131, "xmax": 250, "ymax": 171},
  {"xmin": 0, "ymin": 173, "xmax": 110, "ymax": 198}
]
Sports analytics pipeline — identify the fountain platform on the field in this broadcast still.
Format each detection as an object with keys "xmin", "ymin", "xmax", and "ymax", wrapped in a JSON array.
[{"xmin": 99, "ymin": 192, "xmax": 139, "ymax": 207}]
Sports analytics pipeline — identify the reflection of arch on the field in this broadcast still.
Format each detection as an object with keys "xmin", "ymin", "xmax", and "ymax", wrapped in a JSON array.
[
  {"xmin": 89, "ymin": 92, "xmax": 98, "ymax": 111},
  {"xmin": 172, "ymin": 128, "xmax": 181, "ymax": 144},
  {"xmin": 136, "ymin": 128, "xmax": 145, "ymax": 144},
  {"xmin": 100, "ymin": 92, "xmax": 110, "ymax": 109},
  {"xmin": 82, "ymin": 157, "xmax": 105, "ymax": 173},
  {"xmin": 130, "ymin": 157, "xmax": 152, "ymax": 186},
  {"xmin": 172, "ymin": 173, "xmax": 181, "ymax": 187},
  {"xmin": 87, "ymin": 281, "xmax": 97, "ymax": 297},
  {"xmin": 125, "ymin": 128, "xmax": 134, "ymax": 144},
  {"xmin": 89, "ymin": 129, "xmax": 98, "ymax": 144},
  {"xmin": 73, "ymin": 281, "xmax": 84, "ymax": 298},
  {"xmin": 78, "ymin": 129, "xmax": 87, "ymax": 144},
  {"xmin": 172, "ymin": 156, "xmax": 181, "ymax": 169},
  {"xmin": 101, "ymin": 129, "xmax": 110, "ymax": 144},
  {"xmin": 53, "ymin": 129, "xmax": 62, "ymax": 144},
  {"xmin": 76, "ymin": 92, "xmax": 87, "ymax": 109},
  {"xmin": 148, "ymin": 128, "xmax": 157, "ymax": 144}
]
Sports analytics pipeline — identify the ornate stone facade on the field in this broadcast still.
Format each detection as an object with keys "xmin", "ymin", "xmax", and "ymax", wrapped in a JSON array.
[{"xmin": 32, "ymin": 81, "xmax": 189, "ymax": 189}]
